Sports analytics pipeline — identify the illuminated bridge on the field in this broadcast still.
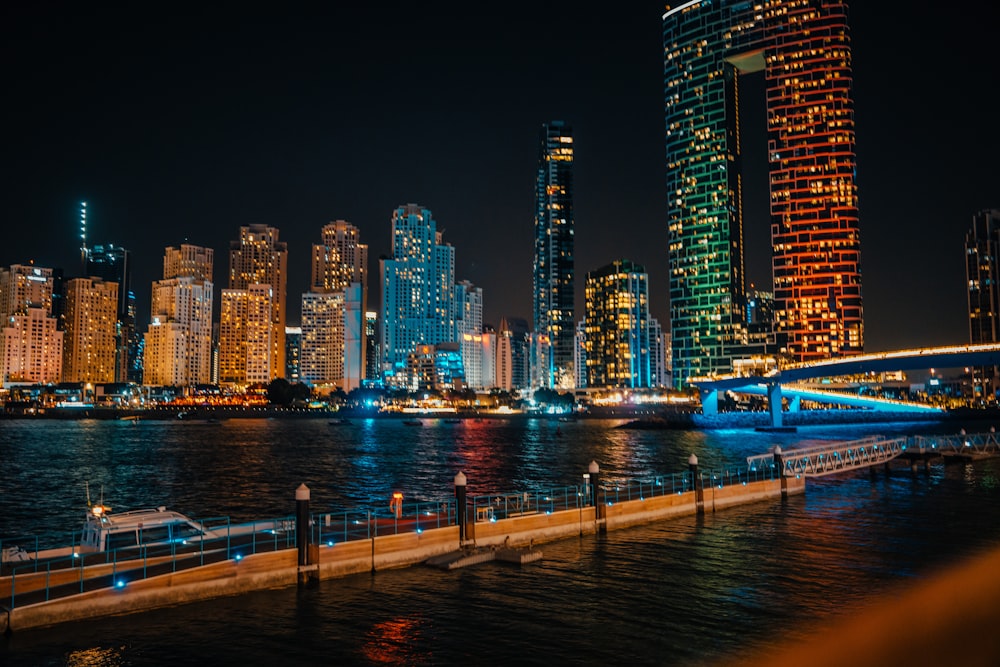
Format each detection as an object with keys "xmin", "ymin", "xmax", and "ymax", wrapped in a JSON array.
[{"xmin": 690, "ymin": 343, "xmax": 1000, "ymax": 428}]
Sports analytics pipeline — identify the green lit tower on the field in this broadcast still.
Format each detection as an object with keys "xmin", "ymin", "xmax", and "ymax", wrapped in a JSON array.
[
  {"xmin": 532, "ymin": 121, "xmax": 576, "ymax": 389},
  {"xmin": 664, "ymin": 1, "xmax": 863, "ymax": 388}
]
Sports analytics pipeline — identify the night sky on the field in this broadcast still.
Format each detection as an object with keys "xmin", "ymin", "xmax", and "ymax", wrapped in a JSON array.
[{"xmin": 3, "ymin": 2, "xmax": 997, "ymax": 354}]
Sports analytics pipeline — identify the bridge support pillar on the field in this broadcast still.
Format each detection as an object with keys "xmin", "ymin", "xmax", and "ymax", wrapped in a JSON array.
[
  {"xmin": 789, "ymin": 396, "xmax": 801, "ymax": 412},
  {"xmin": 700, "ymin": 388, "xmax": 718, "ymax": 416},
  {"xmin": 767, "ymin": 383, "xmax": 784, "ymax": 428}
]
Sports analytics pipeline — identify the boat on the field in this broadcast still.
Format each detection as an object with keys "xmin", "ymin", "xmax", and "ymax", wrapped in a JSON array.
[
  {"xmin": 328, "ymin": 418, "xmax": 351, "ymax": 425},
  {"xmin": 80, "ymin": 504, "xmax": 219, "ymax": 552},
  {"xmin": 403, "ymin": 419, "xmax": 423, "ymax": 426}
]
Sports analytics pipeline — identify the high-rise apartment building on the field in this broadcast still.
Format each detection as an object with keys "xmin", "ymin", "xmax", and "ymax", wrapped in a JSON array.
[
  {"xmin": 495, "ymin": 318, "xmax": 514, "ymax": 393},
  {"xmin": 0, "ymin": 264, "xmax": 62, "ymax": 384},
  {"xmin": 85, "ymin": 244, "xmax": 137, "ymax": 383},
  {"xmin": 218, "ymin": 285, "xmax": 273, "ymax": 387},
  {"xmin": 302, "ymin": 221, "xmax": 368, "ymax": 393},
  {"xmin": 664, "ymin": 1, "xmax": 863, "ymax": 387},
  {"xmin": 583, "ymin": 259, "xmax": 653, "ymax": 389},
  {"xmin": 228, "ymin": 225, "xmax": 287, "ymax": 379},
  {"xmin": 380, "ymin": 204, "xmax": 458, "ymax": 383},
  {"xmin": 532, "ymin": 121, "xmax": 575, "ymax": 390},
  {"xmin": 144, "ymin": 245, "xmax": 214, "ymax": 387},
  {"xmin": 62, "ymin": 277, "xmax": 118, "ymax": 383},
  {"xmin": 965, "ymin": 209, "xmax": 1000, "ymax": 402},
  {"xmin": 456, "ymin": 280, "xmax": 485, "ymax": 389}
]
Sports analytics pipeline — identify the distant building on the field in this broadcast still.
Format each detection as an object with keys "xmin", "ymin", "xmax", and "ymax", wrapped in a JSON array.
[
  {"xmin": 285, "ymin": 326, "xmax": 301, "ymax": 383},
  {"xmin": 664, "ymin": 1, "xmax": 863, "ymax": 386},
  {"xmin": 144, "ymin": 244, "xmax": 214, "ymax": 387},
  {"xmin": 380, "ymin": 204, "xmax": 460, "ymax": 385},
  {"xmin": 456, "ymin": 280, "xmax": 484, "ymax": 389},
  {"xmin": 0, "ymin": 264, "xmax": 62, "ymax": 386},
  {"xmin": 301, "ymin": 220, "xmax": 368, "ymax": 393},
  {"xmin": 582, "ymin": 259, "xmax": 652, "ymax": 389},
  {"xmin": 228, "ymin": 225, "xmax": 287, "ymax": 379},
  {"xmin": 218, "ymin": 285, "xmax": 273, "ymax": 387},
  {"xmin": 532, "ymin": 121, "xmax": 575, "ymax": 390},
  {"xmin": 364, "ymin": 310, "xmax": 379, "ymax": 385},
  {"xmin": 965, "ymin": 208, "xmax": 1000, "ymax": 402},
  {"xmin": 495, "ymin": 318, "xmax": 514, "ymax": 392},
  {"xmin": 62, "ymin": 277, "xmax": 118, "ymax": 383},
  {"xmin": 86, "ymin": 244, "xmax": 136, "ymax": 383}
]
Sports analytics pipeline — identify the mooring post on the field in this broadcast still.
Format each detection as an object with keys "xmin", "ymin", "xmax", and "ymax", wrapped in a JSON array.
[
  {"xmin": 689, "ymin": 454, "xmax": 704, "ymax": 514},
  {"xmin": 773, "ymin": 446, "xmax": 788, "ymax": 499},
  {"xmin": 454, "ymin": 471, "xmax": 467, "ymax": 544},
  {"xmin": 296, "ymin": 483, "xmax": 310, "ymax": 566},
  {"xmin": 589, "ymin": 461, "xmax": 604, "ymax": 532}
]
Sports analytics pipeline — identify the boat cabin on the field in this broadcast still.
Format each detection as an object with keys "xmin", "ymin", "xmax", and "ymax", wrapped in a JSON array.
[{"xmin": 80, "ymin": 505, "xmax": 212, "ymax": 552}]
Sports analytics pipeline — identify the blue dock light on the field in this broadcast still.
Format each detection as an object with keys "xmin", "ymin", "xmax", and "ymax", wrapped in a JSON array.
[
  {"xmin": 234, "ymin": 553, "xmax": 243, "ymax": 561},
  {"xmin": 327, "ymin": 540, "xmax": 334, "ymax": 547},
  {"xmin": 115, "ymin": 579, "xmax": 126, "ymax": 589},
  {"xmin": 416, "ymin": 528, "xmax": 423, "ymax": 534}
]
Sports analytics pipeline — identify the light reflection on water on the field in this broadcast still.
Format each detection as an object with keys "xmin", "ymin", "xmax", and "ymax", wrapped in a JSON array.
[{"xmin": 2, "ymin": 417, "xmax": 1000, "ymax": 666}]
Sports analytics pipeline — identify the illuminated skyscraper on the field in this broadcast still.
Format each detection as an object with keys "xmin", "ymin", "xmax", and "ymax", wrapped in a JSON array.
[
  {"xmin": 86, "ymin": 244, "xmax": 136, "ymax": 383},
  {"xmin": 583, "ymin": 259, "xmax": 653, "ymax": 389},
  {"xmin": 62, "ymin": 277, "xmax": 118, "ymax": 383},
  {"xmin": 228, "ymin": 225, "xmax": 287, "ymax": 379},
  {"xmin": 0, "ymin": 264, "xmax": 62, "ymax": 384},
  {"xmin": 965, "ymin": 208, "xmax": 1000, "ymax": 402},
  {"xmin": 663, "ymin": 1, "xmax": 863, "ymax": 386},
  {"xmin": 532, "ymin": 121, "xmax": 575, "ymax": 390},
  {"xmin": 302, "ymin": 220, "xmax": 368, "ymax": 392},
  {"xmin": 144, "ymin": 245, "xmax": 214, "ymax": 387},
  {"xmin": 218, "ymin": 285, "xmax": 273, "ymax": 386},
  {"xmin": 380, "ymin": 204, "xmax": 458, "ymax": 383}
]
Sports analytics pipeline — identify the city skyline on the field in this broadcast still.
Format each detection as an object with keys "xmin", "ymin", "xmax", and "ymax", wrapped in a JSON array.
[{"xmin": 3, "ymin": 2, "xmax": 997, "ymax": 354}]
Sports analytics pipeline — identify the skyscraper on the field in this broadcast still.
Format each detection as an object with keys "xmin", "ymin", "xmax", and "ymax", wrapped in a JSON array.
[
  {"xmin": 86, "ymin": 244, "xmax": 136, "ymax": 383},
  {"xmin": 144, "ymin": 245, "xmax": 214, "ymax": 387},
  {"xmin": 663, "ymin": 1, "xmax": 863, "ymax": 387},
  {"xmin": 380, "ymin": 204, "xmax": 458, "ymax": 383},
  {"xmin": 228, "ymin": 224, "xmax": 288, "ymax": 379},
  {"xmin": 583, "ymin": 259, "xmax": 653, "ymax": 389},
  {"xmin": 62, "ymin": 277, "xmax": 118, "ymax": 383},
  {"xmin": 0, "ymin": 264, "xmax": 62, "ymax": 384},
  {"xmin": 965, "ymin": 208, "xmax": 1000, "ymax": 402},
  {"xmin": 533, "ymin": 121, "xmax": 576, "ymax": 390},
  {"xmin": 301, "ymin": 220, "xmax": 368, "ymax": 392}
]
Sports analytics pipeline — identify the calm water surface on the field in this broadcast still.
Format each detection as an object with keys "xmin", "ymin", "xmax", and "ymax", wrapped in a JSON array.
[{"xmin": 2, "ymin": 416, "xmax": 999, "ymax": 666}]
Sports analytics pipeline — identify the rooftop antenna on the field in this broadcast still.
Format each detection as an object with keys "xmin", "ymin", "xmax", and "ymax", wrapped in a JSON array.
[{"xmin": 79, "ymin": 201, "xmax": 88, "ymax": 274}]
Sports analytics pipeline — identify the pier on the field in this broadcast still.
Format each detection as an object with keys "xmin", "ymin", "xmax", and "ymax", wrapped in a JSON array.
[{"xmin": 4, "ymin": 431, "xmax": 993, "ymax": 634}]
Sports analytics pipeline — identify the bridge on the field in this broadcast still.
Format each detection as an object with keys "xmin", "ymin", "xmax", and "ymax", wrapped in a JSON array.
[
  {"xmin": 689, "ymin": 343, "xmax": 1000, "ymax": 428},
  {"xmin": 746, "ymin": 431, "xmax": 1000, "ymax": 478}
]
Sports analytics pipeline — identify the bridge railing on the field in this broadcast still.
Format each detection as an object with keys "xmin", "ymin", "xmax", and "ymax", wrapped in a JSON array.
[{"xmin": 910, "ymin": 432, "xmax": 1000, "ymax": 455}]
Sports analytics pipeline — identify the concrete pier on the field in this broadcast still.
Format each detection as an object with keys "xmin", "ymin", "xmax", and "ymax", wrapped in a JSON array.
[{"xmin": 1, "ymin": 474, "xmax": 803, "ymax": 633}]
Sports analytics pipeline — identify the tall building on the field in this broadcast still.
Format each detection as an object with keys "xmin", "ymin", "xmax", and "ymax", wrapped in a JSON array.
[
  {"xmin": 285, "ymin": 326, "xmax": 301, "ymax": 383},
  {"xmin": 228, "ymin": 224, "xmax": 288, "ymax": 379},
  {"xmin": 532, "ymin": 121, "xmax": 576, "ymax": 390},
  {"xmin": 0, "ymin": 264, "xmax": 62, "ymax": 384},
  {"xmin": 299, "ymin": 291, "xmax": 345, "ymax": 391},
  {"xmin": 583, "ymin": 259, "xmax": 652, "ymax": 389},
  {"xmin": 62, "ymin": 277, "xmax": 118, "ymax": 383},
  {"xmin": 965, "ymin": 209, "xmax": 1000, "ymax": 402},
  {"xmin": 302, "ymin": 220, "xmax": 368, "ymax": 393},
  {"xmin": 495, "ymin": 318, "xmax": 514, "ymax": 392},
  {"xmin": 456, "ymin": 280, "xmax": 484, "ymax": 389},
  {"xmin": 218, "ymin": 285, "xmax": 273, "ymax": 387},
  {"xmin": 144, "ymin": 245, "xmax": 214, "ymax": 387},
  {"xmin": 380, "ymin": 204, "xmax": 458, "ymax": 383},
  {"xmin": 86, "ymin": 244, "xmax": 137, "ymax": 383},
  {"xmin": 364, "ymin": 310, "xmax": 379, "ymax": 385},
  {"xmin": 663, "ymin": 1, "xmax": 863, "ymax": 387}
]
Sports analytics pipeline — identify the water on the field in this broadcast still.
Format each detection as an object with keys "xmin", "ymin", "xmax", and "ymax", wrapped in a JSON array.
[{"xmin": 2, "ymin": 416, "xmax": 1000, "ymax": 666}]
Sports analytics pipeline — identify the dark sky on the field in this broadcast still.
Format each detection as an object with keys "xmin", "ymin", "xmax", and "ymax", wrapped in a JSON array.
[{"xmin": 2, "ymin": 2, "xmax": 997, "ymax": 353}]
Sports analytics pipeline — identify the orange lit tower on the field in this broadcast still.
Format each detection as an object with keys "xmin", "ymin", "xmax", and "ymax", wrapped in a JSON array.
[{"xmin": 663, "ymin": 1, "xmax": 863, "ymax": 387}]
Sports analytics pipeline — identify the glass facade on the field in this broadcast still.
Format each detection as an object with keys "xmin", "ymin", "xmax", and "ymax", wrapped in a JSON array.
[
  {"xmin": 664, "ymin": 0, "xmax": 863, "ymax": 387},
  {"xmin": 583, "ymin": 259, "xmax": 652, "ymax": 389},
  {"xmin": 533, "ymin": 121, "xmax": 576, "ymax": 389}
]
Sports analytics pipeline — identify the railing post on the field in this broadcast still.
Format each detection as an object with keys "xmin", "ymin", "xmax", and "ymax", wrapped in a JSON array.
[
  {"xmin": 295, "ymin": 484, "xmax": 310, "ymax": 567},
  {"xmin": 773, "ymin": 446, "xmax": 788, "ymax": 499}
]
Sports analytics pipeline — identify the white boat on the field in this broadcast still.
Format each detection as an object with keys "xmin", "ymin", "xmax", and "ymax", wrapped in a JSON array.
[{"xmin": 2, "ymin": 503, "xmax": 288, "ymax": 566}]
